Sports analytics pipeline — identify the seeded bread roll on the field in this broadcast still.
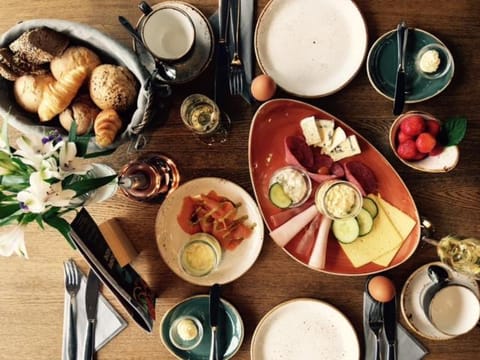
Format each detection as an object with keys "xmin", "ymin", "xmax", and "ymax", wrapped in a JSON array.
[
  {"xmin": 89, "ymin": 64, "xmax": 138, "ymax": 112},
  {"xmin": 14, "ymin": 74, "xmax": 55, "ymax": 113},
  {"xmin": 51, "ymin": 46, "xmax": 101, "ymax": 80},
  {"xmin": 9, "ymin": 27, "xmax": 69, "ymax": 65}
]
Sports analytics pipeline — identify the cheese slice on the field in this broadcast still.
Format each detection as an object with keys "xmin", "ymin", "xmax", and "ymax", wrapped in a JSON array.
[
  {"xmin": 328, "ymin": 135, "xmax": 361, "ymax": 161},
  {"xmin": 316, "ymin": 119, "xmax": 334, "ymax": 148},
  {"xmin": 372, "ymin": 194, "xmax": 416, "ymax": 266},
  {"xmin": 300, "ymin": 116, "xmax": 322, "ymax": 146},
  {"xmin": 326, "ymin": 126, "xmax": 347, "ymax": 153},
  {"xmin": 339, "ymin": 197, "xmax": 404, "ymax": 268}
]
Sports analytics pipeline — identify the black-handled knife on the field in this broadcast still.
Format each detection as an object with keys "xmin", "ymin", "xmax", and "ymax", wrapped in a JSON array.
[
  {"xmin": 214, "ymin": 0, "xmax": 230, "ymax": 108},
  {"xmin": 384, "ymin": 297, "xmax": 397, "ymax": 360},
  {"xmin": 393, "ymin": 22, "xmax": 408, "ymax": 115},
  {"xmin": 84, "ymin": 270, "xmax": 100, "ymax": 360},
  {"xmin": 209, "ymin": 284, "xmax": 221, "ymax": 360}
]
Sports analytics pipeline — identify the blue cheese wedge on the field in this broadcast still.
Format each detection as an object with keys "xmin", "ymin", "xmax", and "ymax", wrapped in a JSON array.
[
  {"xmin": 327, "ymin": 135, "xmax": 361, "ymax": 161},
  {"xmin": 326, "ymin": 126, "xmax": 347, "ymax": 153},
  {"xmin": 300, "ymin": 116, "xmax": 322, "ymax": 146},
  {"xmin": 316, "ymin": 119, "xmax": 334, "ymax": 148}
]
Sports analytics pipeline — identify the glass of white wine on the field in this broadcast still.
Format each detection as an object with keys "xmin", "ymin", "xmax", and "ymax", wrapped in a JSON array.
[{"xmin": 423, "ymin": 235, "xmax": 480, "ymax": 280}]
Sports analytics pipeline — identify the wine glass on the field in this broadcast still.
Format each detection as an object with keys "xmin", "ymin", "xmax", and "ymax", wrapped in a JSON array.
[{"xmin": 421, "ymin": 218, "xmax": 480, "ymax": 280}]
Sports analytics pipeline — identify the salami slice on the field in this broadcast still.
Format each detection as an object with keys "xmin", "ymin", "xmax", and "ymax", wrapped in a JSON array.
[{"xmin": 344, "ymin": 161, "xmax": 378, "ymax": 196}]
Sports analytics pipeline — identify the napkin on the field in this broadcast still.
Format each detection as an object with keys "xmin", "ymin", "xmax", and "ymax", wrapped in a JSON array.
[
  {"xmin": 62, "ymin": 264, "xmax": 127, "ymax": 359},
  {"xmin": 363, "ymin": 292, "xmax": 428, "ymax": 360},
  {"xmin": 210, "ymin": 0, "xmax": 255, "ymax": 104}
]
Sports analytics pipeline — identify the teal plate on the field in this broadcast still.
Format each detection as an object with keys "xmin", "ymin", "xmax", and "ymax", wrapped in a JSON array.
[
  {"xmin": 160, "ymin": 295, "xmax": 244, "ymax": 359},
  {"xmin": 367, "ymin": 28, "xmax": 454, "ymax": 102}
]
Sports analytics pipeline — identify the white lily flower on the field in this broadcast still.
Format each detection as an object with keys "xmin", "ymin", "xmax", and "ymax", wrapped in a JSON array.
[
  {"xmin": 16, "ymin": 172, "xmax": 50, "ymax": 213},
  {"xmin": 59, "ymin": 142, "xmax": 91, "ymax": 175},
  {"xmin": 46, "ymin": 182, "xmax": 76, "ymax": 208},
  {"xmin": 0, "ymin": 225, "xmax": 28, "ymax": 258},
  {"xmin": 38, "ymin": 157, "xmax": 61, "ymax": 180},
  {"xmin": 14, "ymin": 133, "xmax": 63, "ymax": 170}
]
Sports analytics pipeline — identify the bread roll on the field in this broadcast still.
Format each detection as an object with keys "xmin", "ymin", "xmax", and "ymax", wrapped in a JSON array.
[
  {"xmin": 14, "ymin": 74, "xmax": 54, "ymax": 113},
  {"xmin": 59, "ymin": 94, "xmax": 100, "ymax": 135},
  {"xmin": 94, "ymin": 108, "xmax": 123, "ymax": 147},
  {"xmin": 89, "ymin": 64, "xmax": 138, "ymax": 112},
  {"xmin": 51, "ymin": 46, "xmax": 101, "ymax": 80},
  {"xmin": 38, "ymin": 66, "xmax": 88, "ymax": 122}
]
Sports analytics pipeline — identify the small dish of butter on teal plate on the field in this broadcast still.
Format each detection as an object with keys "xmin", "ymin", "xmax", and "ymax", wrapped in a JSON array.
[
  {"xmin": 367, "ymin": 28, "xmax": 454, "ymax": 103},
  {"xmin": 160, "ymin": 295, "xmax": 244, "ymax": 359}
]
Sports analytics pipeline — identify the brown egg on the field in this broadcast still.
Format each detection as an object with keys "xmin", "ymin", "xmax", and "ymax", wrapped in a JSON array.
[
  {"xmin": 368, "ymin": 275, "xmax": 396, "ymax": 303},
  {"xmin": 251, "ymin": 74, "xmax": 277, "ymax": 102}
]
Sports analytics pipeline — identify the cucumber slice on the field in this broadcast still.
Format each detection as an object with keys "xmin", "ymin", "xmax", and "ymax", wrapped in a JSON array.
[
  {"xmin": 332, "ymin": 218, "xmax": 359, "ymax": 244},
  {"xmin": 356, "ymin": 208, "xmax": 374, "ymax": 236},
  {"xmin": 269, "ymin": 182, "xmax": 292, "ymax": 209},
  {"xmin": 362, "ymin": 197, "xmax": 378, "ymax": 219}
]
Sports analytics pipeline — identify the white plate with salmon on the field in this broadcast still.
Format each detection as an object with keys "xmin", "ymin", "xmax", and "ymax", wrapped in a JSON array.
[
  {"xmin": 155, "ymin": 177, "xmax": 264, "ymax": 286},
  {"xmin": 248, "ymin": 99, "xmax": 421, "ymax": 276}
]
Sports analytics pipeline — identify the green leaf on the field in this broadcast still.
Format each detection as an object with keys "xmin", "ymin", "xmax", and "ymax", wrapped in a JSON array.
[
  {"xmin": 439, "ymin": 117, "xmax": 467, "ymax": 146},
  {"xmin": 83, "ymin": 147, "xmax": 117, "ymax": 158},
  {"xmin": 68, "ymin": 120, "xmax": 78, "ymax": 143},
  {"xmin": 43, "ymin": 215, "xmax": 76, "ymax": 249},
  {"xmin": 0, "ymin": 203, "xmax": 21, "ymax": 219},
  {"xmin": 73, "ymin": 134, "xmax": 91, "ymax": 158},
  {"xmin": 63, "ymin": 174, "xmax": 117, "ymax": 197}
]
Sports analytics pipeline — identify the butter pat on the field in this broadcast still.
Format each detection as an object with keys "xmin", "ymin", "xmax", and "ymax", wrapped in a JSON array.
[
  {"xmin": 419, "ymin": 49, "xmax": 441, "ymax": 73},
  {"xmin": 99, "ymin": 218, "xmax": 138, "ymax": 267}
]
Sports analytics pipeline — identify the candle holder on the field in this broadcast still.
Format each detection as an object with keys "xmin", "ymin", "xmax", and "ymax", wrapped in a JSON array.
[{"xmin": 118, "ymin": 153, "xmax": 180, "ymax": 202}]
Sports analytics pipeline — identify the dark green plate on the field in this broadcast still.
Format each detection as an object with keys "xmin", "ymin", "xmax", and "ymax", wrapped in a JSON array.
[
  {"xmin": 160, "ymin": 295, "xmax": 244, "ymax": 359},
  {"xmin": 367, "ymin": 28, "xmax": 454, "ymax": 102}
]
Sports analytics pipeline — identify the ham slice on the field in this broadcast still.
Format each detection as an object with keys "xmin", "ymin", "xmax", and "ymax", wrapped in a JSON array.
[
  {"xmin": 291, "ymin": 213, "xmax": 322, "ymax": 258},
  {"xmin": 308, "ymin": 216, "xmax": 333, "ymax": 269},
  {"xmin": 269, "ymin": 204, "xmax": 318, "ymax": 247},
  {"xmin": 269, "ymin": 199, "xmax": 315, "ymax": 228}
]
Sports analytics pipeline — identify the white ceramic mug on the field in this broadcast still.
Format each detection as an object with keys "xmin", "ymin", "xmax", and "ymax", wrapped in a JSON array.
[
  {"xmin": 422, "ymin": 265, "xmax": 480, "ymax": 337},
  {"xmin": 139, "ymin": 5, "xmax": 195, "ymax": 61}
]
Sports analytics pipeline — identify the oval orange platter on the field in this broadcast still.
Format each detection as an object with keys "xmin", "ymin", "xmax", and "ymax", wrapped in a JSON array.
[{"xmin": 248, "ymin": 99, "xmax": 421, "ymax": 276}]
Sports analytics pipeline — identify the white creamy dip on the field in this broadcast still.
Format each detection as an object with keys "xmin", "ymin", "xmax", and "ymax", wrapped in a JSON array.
[
  {"xmin": 273, "ymin": 167, "xmax": 309, "ymax": 204},
  {"xmin": 315, "ymin": 180, "xmax": 362, "ymax": 219},
  {"xmin": 419, "ymin": 49, "xmax": 441, "ymax": 73},
  {"xmin": 176, "ymin": 318, "xmax": 198, "ymax": 341}
]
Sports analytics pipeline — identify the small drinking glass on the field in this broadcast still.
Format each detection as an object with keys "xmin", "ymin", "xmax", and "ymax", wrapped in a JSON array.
[
  {"xmin": 314, "ymin": 180, "xmax": 363, "ymax": 220},
  {"xmin": 180, "ymin": 94, "xmax": 231, "ymax": 145}
]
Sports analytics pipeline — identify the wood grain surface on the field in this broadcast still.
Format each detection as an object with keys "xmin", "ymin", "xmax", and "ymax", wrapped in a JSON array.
[{"xmin": 0, "ymin": 1, "xmax": 479, "ymax": 359}]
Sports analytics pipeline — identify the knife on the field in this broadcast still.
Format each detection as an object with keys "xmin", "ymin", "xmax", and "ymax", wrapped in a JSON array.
[
  {"xmin": 213, "ymin": 0, "xmax": 230, "ymax": 108},
  {"xmin": 393, "ymin": 22, "xmax": 408, "ymax": 115},
  {"xmin": 384, "ymin": 296, "xmax": 397, "ymax": 360},
  {"xmin": 209, "ymin": 283, "xmax": 221, "ymax": 360},
  {"xmin": 84, "ymin": 270, "xmax": 100, "ymax": 360}
]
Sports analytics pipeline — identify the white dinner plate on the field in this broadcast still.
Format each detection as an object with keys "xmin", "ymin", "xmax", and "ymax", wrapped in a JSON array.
[
  {"xmin": 251, "ymin": 298, "xmax": 360, "ymax": 360},
  {"xmin": 254, "ymin": 0, "xmax": 367, "ymax": 97},
  {"xmin": 155, "ymin": 177, "xmax": 264, "ymax": 286}
]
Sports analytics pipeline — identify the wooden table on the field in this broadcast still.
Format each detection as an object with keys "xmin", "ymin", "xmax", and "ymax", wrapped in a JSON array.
[{"xmin": 0, "ymin": 1, "xmax": 479, "ymax": 359}]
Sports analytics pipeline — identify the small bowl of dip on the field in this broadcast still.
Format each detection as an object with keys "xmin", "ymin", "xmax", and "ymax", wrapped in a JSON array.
[
  {"xmin": 268, "ymin": 166, "xmax": 312, "ymax": 209},
  {"xmin": 179, "ymin": 233, "xmax": 222, "ymax": 277},
  {"xmin": 315, "ymin": 180, "xmax": 363, "ymax": 220},
  {"xmin": 169, "ymin": 315, "xmax": 203, "ymax": 350},
  {"xmin": 415, "ymin": 43, "xmax": 452, "ymax": 80}
]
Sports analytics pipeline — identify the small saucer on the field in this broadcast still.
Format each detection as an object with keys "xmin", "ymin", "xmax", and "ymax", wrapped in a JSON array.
[
  {"xmin": 134, "ymin": 1, "xmax": 214, "ymax": 84},
  {"xmin": 367, "ymin": 28, "xmax": 454, "ymax": 103},
  {"xmin": 160, "ymin": 295, "xmax": 244, "ymax": 359},
  {"xmin": 400, "ymin": 261, "xmax": 479, "ymax": 340}
]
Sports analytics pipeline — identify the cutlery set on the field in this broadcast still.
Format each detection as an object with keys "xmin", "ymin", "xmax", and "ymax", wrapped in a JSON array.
[
  {"xmin": 64, "ymin": 259, "xmax": 100, "ymax": 360},
  {"xmin": 393, "ymin": 21, "xmax": 408, "ymax": 115}
]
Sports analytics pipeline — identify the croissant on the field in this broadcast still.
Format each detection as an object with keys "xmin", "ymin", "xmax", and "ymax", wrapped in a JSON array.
[
  {"xmin": 94, "ymin": 108, "xmax": 123, "ymax": 147},
  {"xmin": 37, "ymin": 66, "xmax": 88, "ymax": 122}
]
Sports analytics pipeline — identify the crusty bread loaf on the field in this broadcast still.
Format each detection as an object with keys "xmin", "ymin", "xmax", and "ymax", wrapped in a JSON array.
[
  {"xmin": 9, "ymin": 27, "xmax": 69, "ymax": 65},
  {"xmin": 51, "ymin": 46, "xmax": 101, "ymax": 80},
  {"xmin": 38, "ymin": 66, "xmax": 88, "ymax": 121},
  {"xmin": 94, "ymin": 108, "xmax": 123, "ymax": 147},
  {"xmin": 14, "ymin": 74, "xmax": 55, "ymax": 113},
  {"xmin": 0, "ymin": 48, "xmax": 49, "ymax": 78},
  {"xmin": 89, "ymin": 64, "xmax": 138, "ymax": 112},
  {"xmin": 0, "ymin": 62, "xmax": 18, "ymax": 81},
  {"xmin": 59, "ymin": 93, "xmax": 100, "ymax": 135}
]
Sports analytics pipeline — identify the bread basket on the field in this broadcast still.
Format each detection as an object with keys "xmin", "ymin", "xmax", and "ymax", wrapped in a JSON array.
[{"xmin": 0, "ymin": 19, "xmax": 154, "ymax": 152}]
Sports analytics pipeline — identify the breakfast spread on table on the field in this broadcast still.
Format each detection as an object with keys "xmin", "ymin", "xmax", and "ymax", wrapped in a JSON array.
[{"xmin": 0, "ymin": 1, "xmax": 478, "ymax": 360}]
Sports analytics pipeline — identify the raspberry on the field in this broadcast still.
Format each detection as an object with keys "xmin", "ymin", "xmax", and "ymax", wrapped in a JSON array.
[
  {"xmin": 397, "ymin": 130, "xmax": 413, "ymax": 144},
  {"xmin": 400, "ymin": 115, "xmax": 426, "ymax": 136},
  {"xmin": 429, "ymin": 144, "xmax": 445, "ymax": 156},
  {"xmin": 426, "ymin": 119, "xmax": 441, "ymax": 137},
  {"xmin": 397, "ymin": 139, "xmax": 418, "ymax": 160},
  {"xmin": 416, "ymin": 132, "xmax": 437, "ymax": 153}
]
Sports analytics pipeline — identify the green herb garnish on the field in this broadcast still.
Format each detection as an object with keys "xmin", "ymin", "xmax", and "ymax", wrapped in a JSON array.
[{"xmin": 438, "ymin": 116, "xmax": 467, "ymax": 146}]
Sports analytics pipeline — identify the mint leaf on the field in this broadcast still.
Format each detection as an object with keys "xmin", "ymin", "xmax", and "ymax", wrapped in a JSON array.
[{"xmin": 439, "ymin": 117, "xmax": 467, "ymax": 146}]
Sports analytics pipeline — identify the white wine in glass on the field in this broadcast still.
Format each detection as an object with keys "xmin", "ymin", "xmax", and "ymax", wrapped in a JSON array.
[{"xmin": 423, "ymin": 235, "xmax": 480, "ymax": 280}]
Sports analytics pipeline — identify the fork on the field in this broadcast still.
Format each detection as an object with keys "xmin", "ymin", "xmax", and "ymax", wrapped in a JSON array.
[
  {"xmin": 228, "ymin": 1, "xmax": 244, "ymax": 96},
  {"xmin": 368, "ymin": 300, "xmax": 383, "ymax": 360},
  {"xmin": 64, "ymin": 259, "xmax": 81, "ymax": 360}
]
